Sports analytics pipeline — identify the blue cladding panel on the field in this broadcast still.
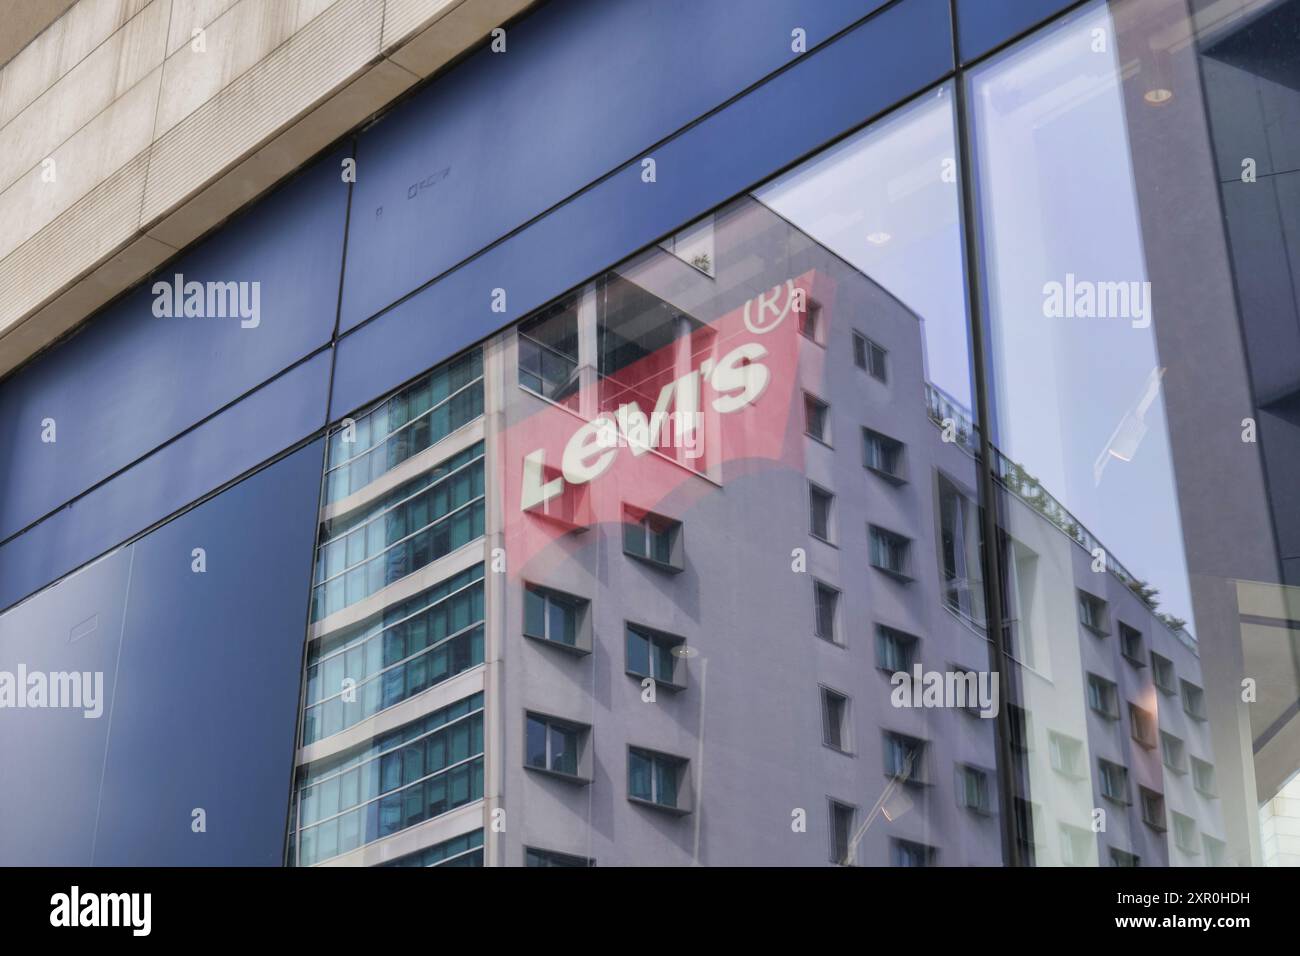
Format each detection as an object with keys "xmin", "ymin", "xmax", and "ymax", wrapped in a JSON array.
[
  {"xmin": 0, "ymin": 443, "xmax": 320, "ymax": 865},
  {"xmin": 91, "ymin": 440, "xmax": 322, "ymax": 866},
  {"xmin": 955, "ymin": 0, "xmax": 1078, "ymax": 62},
  {"xmin": 332, "ymin": 0, "xmax": 952, "ymax": 417},
  {"xmin": 0, "ymin": 351, "xmax": 330, "ymax": 613},
  {"xmin": 0, "ymin": 548, "xmax": 133, "ymax": 866},
  {"xmin": 338, "ymin": 0, "xmax": 888, "ymax": 332},
  {"xmin": 0, "ymin": 147, "xmax": 348, "ymax": 543}
]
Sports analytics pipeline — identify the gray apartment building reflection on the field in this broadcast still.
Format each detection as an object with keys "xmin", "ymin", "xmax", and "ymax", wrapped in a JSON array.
[{"xmin": 286, "ymin": 162, "xmax": 1227, "ymax": 867}]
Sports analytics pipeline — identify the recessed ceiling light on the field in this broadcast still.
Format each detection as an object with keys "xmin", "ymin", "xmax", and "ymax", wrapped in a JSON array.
[
  {"xmin": 1144, "ymin": 87, "xmax": 1173, "ymax": 105},
  {"xmin": 866, "ymin": 231, "xmax": 892, "ymax": 245}
]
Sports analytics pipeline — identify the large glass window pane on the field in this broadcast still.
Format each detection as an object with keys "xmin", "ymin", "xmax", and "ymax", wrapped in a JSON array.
[
  {"xmin": 968, "ymin": 0, "xmax": 1289, "ymax": 867},
  {"xmin": 756, "ymin": 86, "xmax": 974, "ymax": 409},
  {"xmin": 486, "ymin": 79, "xmax": 990, "ymax": 862}
]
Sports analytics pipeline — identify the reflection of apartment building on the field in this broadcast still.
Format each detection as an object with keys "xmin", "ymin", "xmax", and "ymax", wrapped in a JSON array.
[
  {"xmin": 990, "ymin": 466, "xmax": 1227, "ymax": 866},
  {"xmin": 284, "ymin": 195, "xmax": 1224, "ymax": 867}
]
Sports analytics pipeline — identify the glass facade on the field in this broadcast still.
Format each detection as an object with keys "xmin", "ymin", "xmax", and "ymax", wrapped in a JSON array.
[
  {"xmin": 3, "ymin": 0, "xmax": 1297, "ymax": 872},
  {"xmin": 382, "ymin": 830, "xmax": 485, "ymax": 868},
  {"xmin": 290, "ymin": 343, "xmax": 490, "ymax": 865},
  {"xmin": 302, "ymin": 565, "xmax": 485, "ymax": 744},
  {"xmin": 324, "ymin": 351, "xmax": 484, "ymax": 505},
  {"xmin": 291, "ymin": 694, "xmax": 485, "ymax": 866},
  {"xmin": 311, "ymin": 440, "xmax": 486, "ymax": 621}
]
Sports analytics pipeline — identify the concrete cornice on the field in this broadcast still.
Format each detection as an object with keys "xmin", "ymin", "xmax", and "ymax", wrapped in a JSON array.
[{"xmin": 0, "ymin": 0, "xmax": 537, "ymax": 379}]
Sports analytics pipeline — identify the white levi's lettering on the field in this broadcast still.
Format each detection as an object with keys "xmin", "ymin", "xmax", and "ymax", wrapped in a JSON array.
[{"xmin": 519, "ymin": 338, "xmax": 772, "ymax": 511}]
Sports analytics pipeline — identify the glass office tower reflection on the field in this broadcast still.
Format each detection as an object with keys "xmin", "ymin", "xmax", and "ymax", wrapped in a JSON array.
[{"xmin": 290, "ymin": 360, "xmax": 489, "ymax": 865}]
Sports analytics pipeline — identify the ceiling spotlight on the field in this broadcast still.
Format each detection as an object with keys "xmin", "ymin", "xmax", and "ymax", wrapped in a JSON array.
[
  {"xmin": 866, "ymin": 231, "xmax": 892, "ymax": 245},
  {"xmin": 1142, "ymin": 45, "xmax": 1174, "ymax": 107}
]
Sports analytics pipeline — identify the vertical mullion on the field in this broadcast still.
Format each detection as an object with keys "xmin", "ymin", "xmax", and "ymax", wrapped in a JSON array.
[{"xmin": 949, "ymin": 0, "xmax": 1023, "ymax": 867}]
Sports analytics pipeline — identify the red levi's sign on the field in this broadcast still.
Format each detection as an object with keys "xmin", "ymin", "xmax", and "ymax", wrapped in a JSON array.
[{"xmin": 501, "ymin": 268, "xmax": 834, "ymax": 578}]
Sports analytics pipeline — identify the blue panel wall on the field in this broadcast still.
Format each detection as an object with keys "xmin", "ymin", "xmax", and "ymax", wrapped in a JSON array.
[
  {"xmin": 338, "ymin": 0, "xmax": 889, "ymax": 332},
  {"xmin": 0, "ymin": 147, "xmax": 349, "ymax": 544},
  {"xmin": 0, "ymin": 547, "xmax": 133, "ymax": 866},
  {"xmin": 92, "ymin": 439, "xmax": 322, "ymax": 865},
  {"xmin": 332, "ymin": 0, "xmax": 952, "ymax": 417},
  {"xmin": 954, "ymin": 0, "xmax": 1078, "ymax": 62},
  {"xmin": 0, "ymin": 441, "xmax": 322, "ymax": 866},
  {"xmin": 0, "ymin": 352, "xmax": 330, "ymax": 613}
]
